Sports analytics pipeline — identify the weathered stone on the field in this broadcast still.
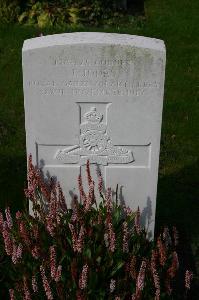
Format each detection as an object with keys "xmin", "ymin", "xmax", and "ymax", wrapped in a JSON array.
[{"xmin": 22, "ymin": 32, "xmax": 166, "ymax": 236}]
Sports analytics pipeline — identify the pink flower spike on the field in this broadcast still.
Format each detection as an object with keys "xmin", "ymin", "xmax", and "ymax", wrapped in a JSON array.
[
  {"xmin": 71, "ymin": 202, "xmax": 78, "ymax": 223},
  {"xmin": 86, "ymin": 160, "xmax": 92, "ymax": 186},
  {"xmin": 32, "ymin": 276, "xmax": 38, "ymax": 293},
  {"xmin": 122, "ymin": 221, "xmax": 129, "ymax": 253},
  {"xmin": 130, "ymin": 256, "xmax": 137, "ymax": 280},
  {"xmin": 11, "ymin": 239, "xmax": 17, "ymax": 264},
  {"xmin": 32, "ymin": 224, "xmax": 39, "ymax": 240},
  {"xmin": 157, "ymin": 237, "xmax": 166, "ymax": 266},
  {"xmin": 151, "ymin": 250, "xmax": 160, "ymax": 300},
  {"xmin": 40, "ymin": 265, "xmax": 53, "ymax": 300},
  {"xmin": 76, "ymin": 225, "xmax": 85, "ymax": 253},
  {"xmin": 104, "ymin": 233, "xmax": 109, "ymax": 247},
  {"xmin": 124, "ymin": 206, "xmax": 132, "ymax": 217},
  {"xmin": 17, "ymin": 243, "xmax": 23, "ymax": 260},
  {"xmin": 57, "ymin": 182, "xmax": 67, "ymax": 212},
  {"xmin": 85, "ymin": 180, "xmax": 94, "ymax": 212},
  {"xmin": 31, "ymin": 245, "xmax": 40, "ymax": 259},
  {"xmin": 131, "ymin": 294, "xmax": 136, "ymax": 300},
  {"xmin": 0, "ymin": 212, "xmax": 4, "ymax": 229},
  {"xmin": 110, "ymin": 279, "xmax": 116, "ymax": 293},
  {"xmin": 9, "ymin": 289, "xmax": 15, "ymax": 300},
  {"xmin": 79, "ymin": 264, "xmax": 89, "ymax": 290},
  {"xmin": 2, "ymin": 221, "xmax": 13, "ymax": 256},
  {"xmin": 185, "ymin": 270, "xmax": 193, "ymax": 290},
  {"xmin": 136, "ymin": 260, "xmax": 146, "ymax": 293},
  {"xmin": 19, "ymin": 221, "xmax": 30, "ymax": 246},
  {"xmin": 167, "ymin": 251, "xmax": 179, "ymax": 278},
  {"xmin": 23, "ymin": 277, "xmax": 31, "ymax": 300},
  {"xmin": 55, "ymin": 265, "xmax": 62, "ymax": 282},
  {"xmin": 97, "ymin": 168, "xmax": 103, "ymax": 194},
  {"xmin": 16, "ymin": 211, "xmax": 22, "ymax": 220},
  {"xmin": 50, "ymin": 245, "xmax": 57, "ymax": 280},
  {"xmin": 69, "ymin": 223, "xmax": 78, "ymax": 252},
  {"xmin": 105, "ymin": 188, "xmax": 112, "ymax": 213},
  {"xmin": 78, "ymin": 174, "xmax": 87, "ymax": 205},
  {"xmin": 46, "ymin": 216, "xmax": 55, "ymax": 237},
  {"xmin": 108, "ymin": 222, "xmax": 115, "ymax": 253},
  {"xmin": 135, "ymin": 207, "xmax": 141, "ymax": 234},
  {"xmin": 5, "ymin": 207, "xmax": 13, "ymax": 229}
]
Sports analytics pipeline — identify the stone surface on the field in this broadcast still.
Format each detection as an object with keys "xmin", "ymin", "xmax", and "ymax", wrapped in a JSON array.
[{"xmin": 22, "ymin": 32, "xmax": 166, "ymax": 236}]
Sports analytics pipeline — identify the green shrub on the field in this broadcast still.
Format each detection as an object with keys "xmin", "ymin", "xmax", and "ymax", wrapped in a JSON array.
[
  {"xmin": 18, "ymin": 1, "xmax": 71, "ymax": 27},
  {"xmin": 0, "ymin": 0, "xmax": 142, "ymax": 26},
  {"xmin": 0, "ymin": 0, "xmax": 20, "ymax": 24}
]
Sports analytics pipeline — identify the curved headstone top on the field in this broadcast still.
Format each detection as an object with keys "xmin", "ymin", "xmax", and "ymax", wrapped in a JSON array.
[{"xmin": 23, "ymin": 32, "xmax": 165, "ymax": 52}]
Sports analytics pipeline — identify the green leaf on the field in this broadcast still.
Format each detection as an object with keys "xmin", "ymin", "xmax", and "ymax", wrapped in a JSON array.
[
  {"xmin": 37, "ymin": 12, "xmax": 52, "ymax": 28},
  {"xmin": 68, "ymin": 7, "xmax": 80, "ymax": 24},
  {"xmin": 66, "ymin": 236, "xmax": 72, "ymax": 246},
  {"xmin": 18, "ymin": 11, "xmax": 28, "ymax": 23},
  {"xmin": 113, "ymin": 207, "xmax": 120, "ymax": 223},
  {"xmin": 85, "ymin": 247, "xmax": 92, "ymax": 259},
  {"xmin": 110, "ymin": 261, "xmax": 124, "ymax": 276},
  {"xmin": 96, "ymin": 256, "xmax": 102, "ymax": 264}
]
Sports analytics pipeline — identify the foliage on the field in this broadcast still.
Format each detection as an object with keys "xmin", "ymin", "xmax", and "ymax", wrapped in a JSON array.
[
  {"xmin": 18, "ymin": 1, "xmax": 68, "ymax": 27},
  {"xmin": 0, "ymin": 156, "xmax": 193, "ymax": 299},
  {"xmin": 0, "ymin": 0, "xmax": 142, "ymax": 27},
  {"xmin": 0, "ymin": 0, "xmax": 20, "ymax": 24}
]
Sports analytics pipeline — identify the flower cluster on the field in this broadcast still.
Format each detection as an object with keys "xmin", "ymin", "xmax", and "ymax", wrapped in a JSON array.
[
  {"xmin": 0, "ymin": 156, "xmax": 193, "ymax": 299},
  {"xmin": 69, "ymin": 223, "xmax": 85, "ymax": 253},
  {"xmin": 50, "ymin": 246, "xmax": 62, "ymax": 282},
  {"xmin": 79, "ymin": 264, "xmax": 89, "ymax": 290}
]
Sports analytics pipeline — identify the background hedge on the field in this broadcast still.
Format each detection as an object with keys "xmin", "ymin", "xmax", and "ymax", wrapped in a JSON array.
[{"xmin": 0, "ymin": 0, "xmax": 145, "ymax": 26}]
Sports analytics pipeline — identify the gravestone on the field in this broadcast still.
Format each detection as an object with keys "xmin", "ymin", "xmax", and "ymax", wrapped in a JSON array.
[{"xmin": 22, "ymin": 32, "xmax": 166, "ymax": 236}]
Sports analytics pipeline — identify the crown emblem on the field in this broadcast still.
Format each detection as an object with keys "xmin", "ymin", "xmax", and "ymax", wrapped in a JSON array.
[{"xmin": 84, "ymin": 107, "xmax": 102, "ymax": 124}]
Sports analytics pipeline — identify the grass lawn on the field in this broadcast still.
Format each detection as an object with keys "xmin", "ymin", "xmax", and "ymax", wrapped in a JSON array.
[{"xmin": 0, "ymin": 0, "xmax": 199, "ymax": 297}]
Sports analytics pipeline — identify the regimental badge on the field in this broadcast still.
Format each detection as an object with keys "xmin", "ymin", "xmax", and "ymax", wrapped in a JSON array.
[{"xmin": 55, "ymin": 107, "xmax": 134, "ymax": 166}]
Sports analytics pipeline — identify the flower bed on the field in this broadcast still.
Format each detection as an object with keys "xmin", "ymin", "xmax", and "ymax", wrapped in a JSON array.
[{"xmin": 0, "ymin": 156, "xmax": 193, "ymax": 299}]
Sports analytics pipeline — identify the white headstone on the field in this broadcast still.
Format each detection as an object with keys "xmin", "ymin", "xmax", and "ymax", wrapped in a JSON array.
[{"xmin": 22, "ymin": 32, "xmax": 166, "ymax": 236}]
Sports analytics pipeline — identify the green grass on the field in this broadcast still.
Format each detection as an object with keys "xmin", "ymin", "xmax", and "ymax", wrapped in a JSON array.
[{"xmin": 0, "ymin": 0, "xmax": 199, "ymax": 296}]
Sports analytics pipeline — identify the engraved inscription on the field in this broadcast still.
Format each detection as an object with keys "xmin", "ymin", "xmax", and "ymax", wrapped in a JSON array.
[
  {"xmin": 71, "ymin": 88, "xmax": 144, "ymax": 97},
  {"xmin": 55, "ymin": 107, "xmax": 134, "ymax": 166},
  {"xmin": 28, "ymin": 79, "xmax": 160, "ymax": 97},
  {"xmin": 27, "ymin": 56, "xmax": 161, "ymax": 97},
  {"xmin": 52, "ymin": 58, "xmax": 131, "ymax": 66}
]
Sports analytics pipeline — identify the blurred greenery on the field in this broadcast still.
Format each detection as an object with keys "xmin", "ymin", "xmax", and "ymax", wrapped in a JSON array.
[
  {"xmin": 0, "ymin": 0, "xmax": 199, "ymax": 297},
  {"xmin": 0, "ymin": 0, "xmax": 144, "ymax": 26}
]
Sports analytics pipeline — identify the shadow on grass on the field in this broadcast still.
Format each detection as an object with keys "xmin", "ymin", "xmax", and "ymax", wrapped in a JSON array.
[
  {"xmin": 0, "ymin": 154, "xmax": 26, "ymax": 298},
  {"xmin": 156, "ymin": 160, "xmax": 199, "ymax": 299},
  {"xmin": 0, "ymin": 153, "xmax": 27, "ymax": 213}
]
